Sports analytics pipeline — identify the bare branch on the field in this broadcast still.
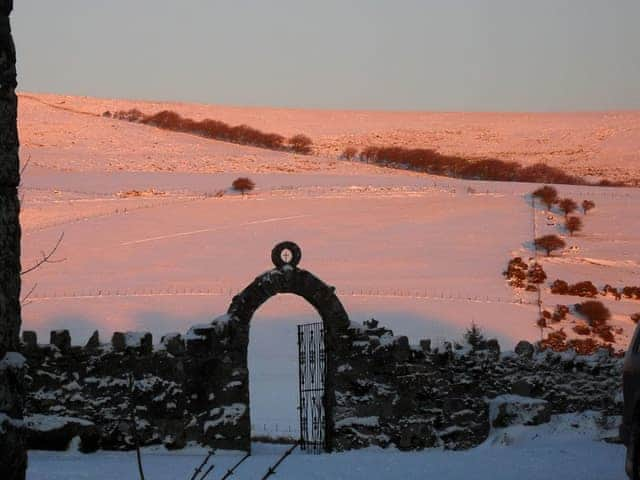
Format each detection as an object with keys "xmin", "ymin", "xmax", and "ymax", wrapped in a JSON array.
[
  {"xmin": 20, "ymin": 282, "xmax": 38, "ymax": 307},
  {"xmin": 21, "ymin": 231, "xmax": 66, "ymax": 275},
  {"xmin": 20, "ymin": 153, "xmax": 32, "ymax": 177}
]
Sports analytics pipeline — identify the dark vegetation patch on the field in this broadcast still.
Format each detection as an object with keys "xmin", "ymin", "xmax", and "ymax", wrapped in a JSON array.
[{"xmin": 105, "ymin": 109, "xmax": 313, "ymax": 154}]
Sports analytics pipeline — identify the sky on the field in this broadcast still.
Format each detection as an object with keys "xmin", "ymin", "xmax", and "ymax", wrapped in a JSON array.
[{"xmin": 11, "ymin": 0, "xmax": 640, "ymax": 111}]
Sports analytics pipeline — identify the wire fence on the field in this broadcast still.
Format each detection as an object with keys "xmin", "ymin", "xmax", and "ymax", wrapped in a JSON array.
[{"xmin": 25, "ymin": 284, "xmax": 537, "ymax": 306}]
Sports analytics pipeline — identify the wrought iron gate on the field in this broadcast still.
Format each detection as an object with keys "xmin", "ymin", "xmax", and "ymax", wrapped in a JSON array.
[{"xmin": 297, "ymin": 322, "xmax": 326, "ymax": 453}]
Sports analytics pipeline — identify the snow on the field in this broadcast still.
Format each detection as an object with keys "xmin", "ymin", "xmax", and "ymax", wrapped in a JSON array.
[
  {"xmin": 0, "ymin": 351, "xmax": 26, "ymax": 370},
  {"xmin": 204, "ymin": 403, "xmax": 247, "ymax": 431},
  {"xmin": 335, "ymin": 416, "xmax": 380, "ymax": 428},
  {"xmin": 26, "ymin": 413, "xmax": 625, "ymax": 479},
  {"xmin": 25, "ymin": 414, "xmax": 93, "ymax": 432},
  {"xmin": 124, "ymin": 331, "xmax": 149, "ymax": 347},
  {"xmin": 17, "ymin": 92, "xmax": 640, "ymax": 445}
]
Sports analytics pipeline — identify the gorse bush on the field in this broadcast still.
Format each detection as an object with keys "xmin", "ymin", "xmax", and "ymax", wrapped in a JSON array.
[
  {"xmin": 532, "ymin": 185, "xmax": 558, "ymax": 209},
  {"xmin": 108, "ymin": 109, "xmax": 310, "ymax": 153},
  {"xmin": 357, "ymin": 145, "xmax": 588, "ymax": 185},
  {"xmin": 288, "ymin": 134, "xmax": 313, "ymax": 154},
  {"xmin": 558, "ymin": 198, "xmax": 578, "ymax": 217},
  {"xmin": 534, "ymin": 235, "xmax": 566, "ymax": 256},
  {"xmin": 582, "ymin": 200, "xmax": 595, "ymax": 214},
  {"xmin": 575, "ymin": 300, "xmax": 611, "ymax": 326},
  {"xmin": 565, "ymin": 216, "xmax": 582, "ymax": 236},
  {"xmin": 341, "ymin": 147, "xmax": 358, "ymax": 160},
  {"xmin": 231, "ymin": 177, "xmax": 255, "ymax": 196}
]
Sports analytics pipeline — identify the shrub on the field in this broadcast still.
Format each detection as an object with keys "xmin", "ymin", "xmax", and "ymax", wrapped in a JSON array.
[
  {"xmin": 565, "ymin": 216, "xmax": 582, "ymax": 236},
  {"xmin": 537, "ymin": 317, "xmax": 547, "ymax": 329},
  {"xmin": 575, "ymin": 301, "xmax": 611, "ymax": 326},
  {"xmin": 355, "ymin": 146, "xmax": 588, "ymax": 184},
  {"xmin": 552, "ymin": 304, "xmax": 569, "ymax": 322},
  {"xmin": 592, "ymin": 323, "xmax": 615, "ymax": 343},
  {"xmin": 622, "ymin": 286, "xmax": 640, "ymax": 299},
  {"xmin": 573, "ymin": 323, "xmax": 591, "ymax": 335},
  {"xmin": 550, "ymin": 280, "xmax": 569, "ymax": 295},
  {"xmin": 527, "ymin": 263, "xmax": 547, "ymax": 284},
  {"xmin": 102, "ymin": 111, "xmax": 112, "ymax": 118},
  {"xmin": 341, "ymin": 147, "xmax": 358, "ymax": 160},
  {"xmin": 540, "ymin": 329, "xmax": 568, "ymax": 351},
  {"xmin": 602, "ymin": 284, "xmax": 619, "ymax": 298},
  {"xmin": 558, "ymin": 198, "xmax": 578, "ymax": 217},
  {"xmin": 568, "ymin": 281, "xmax": 598, "ymax": 298},
  {"xmin": 532, "ymin": 185, "xmax": 558, "ymax": 209},
  {"xmin": 288, "ymin": 134, "xmax": 313, "ymax": 154},
  {"xmin": 113, "ymin": 108, "xmax": 145, "ymax": 122},
  {"xmin": 504, "ymin": 257, "xmax": 528, "ymax": 287},
  {"xmin": 231, "ymin": 177, "xmax": 255, "ymax": 196},
  {"xmin": 582, "ymin": 200, "xmax": 595, "ymax": 214},
  {"xmin": 110, "ymin": 109, "xmax": 296, "ymax": 152},
  {"xmin": 566, "ymin": 338, "xmax": 600, "ymax": 355},
  {"xmin": 534, "ymin": 235, "xmax": 566, "ymax": 256},
  {"xmin": 631, "ymin": 313, "xmax": 640, "ymax": 324}
]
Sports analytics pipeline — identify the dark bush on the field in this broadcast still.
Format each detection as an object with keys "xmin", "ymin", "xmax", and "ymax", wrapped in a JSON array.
[
  {"xmin": 552, "ymin": 304, "xmax": 569, "ymax": 322},
  {"xmin": 110, "ymin": 109, "xmax": 294, "ymax": 152},
  {"xmin": 622, "ymin": 286, "xmax": 640, "ymax": 299},
  {"xmin": 550, "ymin": 280, "xmax": 569, "ymax": 295},
  {"xmin": 575, "ymin": 301, "xmax": 611, "ymax": 326},
  {"xmin": 573, "ymin": 323, "xmax": 591, "ymax": 335},
  {"xmin": 355, "ymin": 146, "xmax": 590, "ymax": 185},
  {"xmin": 602, "ymin": 284, "xmax": 621, "ymax": 299},
  {"xmin": 568, "ymin": 281, "xmax": 598, "ymax": 298},
  {"xmin": 582, "ymin": 200, "xmax": 595, "ymax": 214},
  {"xmin": 532, "ymin": 185, "xmax": 558, "ymax": 209},
  {"xmin": 341, "ymin": 147, "xmax": 358, "ymax": 160},
  {"xmin": 592, "ymin": 323, "xmax": 615, "ymax": 343},
  {"xmin": 534, "ymin": 235, "xmax": 566, "ymax": 256},
  {"xmin": 558, "ymin": 198, "xmax": 578, "ymax": 217},
  {"xmin": 527, "ymin": 263, "xmax": 547, "ymax": 284},
  {"xmin": 565, "ymin": 216, "xmax": 582, "ymax": 236},
  {"xmin": 231, "ymin": 177, "xmax": 255, "ymax": 196},
  {"xmin": 631, "ymin": 313, "xmax": 640, "ymax": 324},
  {"xmin": 504, "ymin": 257, "xmax": 528, "ymax": 287},
  {"xmin": 288, "ymin": 134, "xmax": 313, "ymax": 154}
]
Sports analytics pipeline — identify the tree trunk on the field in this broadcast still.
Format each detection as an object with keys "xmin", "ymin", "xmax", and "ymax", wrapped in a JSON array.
[{"xmin": 0, "ymin": 1, "xmax": 26, "ymax": 478}]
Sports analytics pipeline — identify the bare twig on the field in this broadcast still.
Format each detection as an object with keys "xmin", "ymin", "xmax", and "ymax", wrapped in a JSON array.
[
  {"xmin": 260, "ymin": 442, "xmax": 298, "ymax": 480},
  {"xmin": 20, "ymin": 282, "xmax": 38, "ymax": 307},
  {"xmin": 20, "ymin": 154, "xmax": 32, "ymax": 177},
  {"xmin": 21, "ymin": 231, "xmax": 65, "ymax": 275},
  {"xmin": 219, "ymin": 452, "xmax": 250, "ymax": 480},
  {"xmin": 189, "ymin": 449, "xmax": 215, "ymax": 480},
  {"xmin": 198, "ymin": 463, "xmax": 215, "ymax": 480}
]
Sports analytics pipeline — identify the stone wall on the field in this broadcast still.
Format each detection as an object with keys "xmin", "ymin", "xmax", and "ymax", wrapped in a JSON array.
[
  {"xmin": 333, "ymin": 319, "xmax": 622, "ymax": 451},
  {"xmin": 20, "ymin": 318, "xmax": 623, "ymax": 453},
  {"xmin": 20, "ymin": 323, "xmax": 252, "ymax": 453}
]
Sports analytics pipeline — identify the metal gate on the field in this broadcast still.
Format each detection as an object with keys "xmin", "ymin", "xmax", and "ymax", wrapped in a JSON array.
[{"xmin": 297, "ymin": 322, "xmax": 326, "ymax": 453}]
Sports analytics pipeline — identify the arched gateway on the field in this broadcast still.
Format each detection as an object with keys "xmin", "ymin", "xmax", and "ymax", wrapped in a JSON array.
[{"xmin": 209, "ymin": 242, "xmax": 350, "ymax": 453}]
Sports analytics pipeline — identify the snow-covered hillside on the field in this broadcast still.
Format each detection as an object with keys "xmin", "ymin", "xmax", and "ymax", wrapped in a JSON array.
[{"xmin": 17, "ymin": 93, "xmax": 640, "ymax": 442}]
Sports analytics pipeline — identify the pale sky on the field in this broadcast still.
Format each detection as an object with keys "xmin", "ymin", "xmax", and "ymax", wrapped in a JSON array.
[{"xmin": 12, "ymin": 0, "xmax": 640, "ymax": 111}]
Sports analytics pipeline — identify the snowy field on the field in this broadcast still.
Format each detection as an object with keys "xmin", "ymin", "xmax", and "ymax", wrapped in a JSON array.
[
  {"xmin": 17, "ymin": 93, "xmax": 640, "ymax": 442},
  {"xmin": 27, "ymin": 413, "xmax": 625, "ymax": 480}
]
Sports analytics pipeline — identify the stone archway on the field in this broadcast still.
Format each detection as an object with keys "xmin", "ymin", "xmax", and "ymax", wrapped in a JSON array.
[{"xmin": 223, "ymin": 242, "xmax": 350, "ymax": 452}]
